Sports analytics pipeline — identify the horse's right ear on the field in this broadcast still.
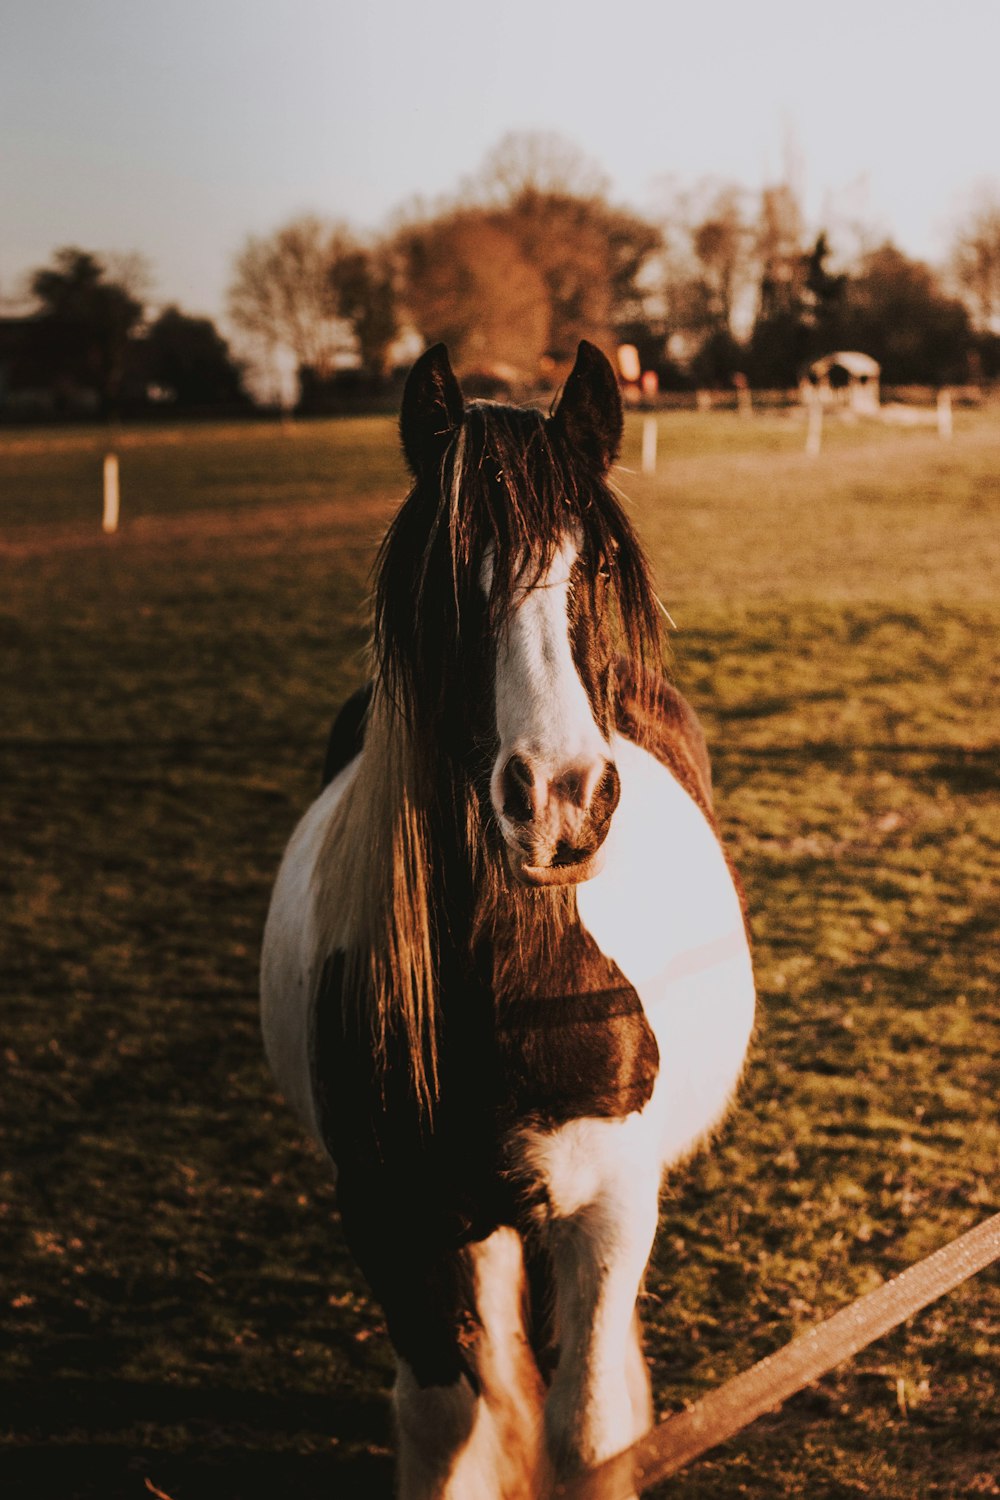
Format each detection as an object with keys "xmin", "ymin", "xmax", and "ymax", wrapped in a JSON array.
[
  {"xmin": 400, "ymin": 343, "xmax": 465, "ymax": 477},
  {"xmin": 548, "ymin": 340, "xmax": 623, "ymax": 473}
]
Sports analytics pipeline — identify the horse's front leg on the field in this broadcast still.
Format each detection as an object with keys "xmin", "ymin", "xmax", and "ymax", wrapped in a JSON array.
[
  {"xmin": 543, "ymin": 1168, "xmax": 659, "ymax": 1489},
  {"xmin": 389, "ymin": 1227, "xmax": 547, "ymax": 1500}
]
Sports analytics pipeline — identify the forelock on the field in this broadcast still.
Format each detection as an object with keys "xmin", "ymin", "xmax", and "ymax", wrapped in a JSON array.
[{"xmin": 374, "ymin": 396, "xmax": 662, "ymax": 723}]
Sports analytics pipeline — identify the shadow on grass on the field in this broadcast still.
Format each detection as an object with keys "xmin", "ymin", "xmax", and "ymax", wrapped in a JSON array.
[
  {"xmin": 721, "ymin": 742, "xmax": 999, "ymax": 792},
  {"xmin": 1, "ymin": 1378, "xmax": 393, "ymax": 1500},
  {"xmin": 1, "ymin": 1446, "xmax": 392, "ymax": 1500}
]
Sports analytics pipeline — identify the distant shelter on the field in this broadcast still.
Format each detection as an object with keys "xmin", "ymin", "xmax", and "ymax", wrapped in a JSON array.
[{"xmin": 802, "ymin": 351, "xmax": 881, "ymax": 415}]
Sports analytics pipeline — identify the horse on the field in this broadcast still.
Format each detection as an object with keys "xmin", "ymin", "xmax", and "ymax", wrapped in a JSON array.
[{"xmin": 260, "ymin": 340, "xmax": 755, "ymax": 1499}]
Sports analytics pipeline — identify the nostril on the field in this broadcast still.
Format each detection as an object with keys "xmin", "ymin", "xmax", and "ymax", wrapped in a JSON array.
[{"xmin": 501, "ymin": 753, "xmax": 535, "ymax": 822}]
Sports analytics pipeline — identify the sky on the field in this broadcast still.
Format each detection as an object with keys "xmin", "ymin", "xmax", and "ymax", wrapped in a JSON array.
[{"xmin": 3, "ymin": 0, "xmax": 999, "ymax": 326}]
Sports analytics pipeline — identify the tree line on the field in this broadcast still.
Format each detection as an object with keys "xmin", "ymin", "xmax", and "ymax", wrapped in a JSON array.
[
  {"xmin": 227, "ymin": 135, "xmax": 1000, "ymax": 401},
  {"xmin": 4, "ymin": 133, "xmax": 1000, "ymax": 419},
  {"xmin": 0, "ymin": 250, "xmax": 248, "ymax": 420}
]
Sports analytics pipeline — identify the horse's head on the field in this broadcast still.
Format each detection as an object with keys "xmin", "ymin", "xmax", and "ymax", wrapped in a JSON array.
[{"xmin": 376, "ymin": 340, "xmax": 660, "ymax": 889}]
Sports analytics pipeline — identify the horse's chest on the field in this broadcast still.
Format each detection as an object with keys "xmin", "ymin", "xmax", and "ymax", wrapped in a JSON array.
[
  {"xmin": 494, "ymin": 983, "xmax": 656, "ymax": 1126},
  {"xmin": 312, "ymin": 925, "xmax": 659, "ymax": 1249}
]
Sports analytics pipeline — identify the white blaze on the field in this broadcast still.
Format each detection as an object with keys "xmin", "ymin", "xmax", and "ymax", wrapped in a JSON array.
[{"xmin": 483, "ymin": 538, "xmax": 609, "ymax": 827}]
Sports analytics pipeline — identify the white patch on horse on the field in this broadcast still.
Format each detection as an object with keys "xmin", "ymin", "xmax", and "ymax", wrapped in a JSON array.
[
  {"xmin": 483, "ymin": 536, "xmax": 610, "ymax": 843},
  {"xmin": 577, "ymin": 735, "xmax": 754, "ymax": 1163},
  {"xmin": 544, "ymin": 1178, "xmax": 658, "ymax": 1478},
  {"xmin": 260, "ymin": 755, "xmax": 361, "ymax": 1149}
]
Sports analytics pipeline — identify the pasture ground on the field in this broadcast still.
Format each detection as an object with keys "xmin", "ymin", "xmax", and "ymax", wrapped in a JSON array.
[{"xmin": 1, "ymin": 408, "xmax": 998, "ymax": 1498}]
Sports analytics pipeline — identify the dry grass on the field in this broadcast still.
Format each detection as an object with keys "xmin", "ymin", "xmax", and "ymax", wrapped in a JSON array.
[{"xmin": 1, "ymin": 408, "xmax": 997, "ymax": 1498}]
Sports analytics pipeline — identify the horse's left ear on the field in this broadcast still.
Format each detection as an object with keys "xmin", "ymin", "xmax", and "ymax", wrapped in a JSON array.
[
  {"xmin": 400, "ymin": 343, "xmax": 465, "ymax": 477},
  {"xmin": 548, "ymin": 340, "xmax": 623, "ymax": 473}
]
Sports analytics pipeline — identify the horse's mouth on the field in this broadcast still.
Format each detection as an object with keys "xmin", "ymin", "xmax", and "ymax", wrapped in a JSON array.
[{"xmin": 506, "ymin": 846, "xmax": 607, "ymax": 887}]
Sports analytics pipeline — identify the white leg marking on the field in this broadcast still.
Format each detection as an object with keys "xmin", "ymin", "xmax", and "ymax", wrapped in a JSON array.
[
  {"xmin": 394, "ymin": 1230, "xmax": 547, "ymax": 1500},
  {"xmin": 471, "ymin": 1228, "xmax": 548, "ymax": 1498},
  {"xmin": 625, "ymin": 1311, "xmax": 653, "ymax": 1436},
  {"xmin": 544, "ymin": 1181, "xmax": 660, "ymax": 1481}
]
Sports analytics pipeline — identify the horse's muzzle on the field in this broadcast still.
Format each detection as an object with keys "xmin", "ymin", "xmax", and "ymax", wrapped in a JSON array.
[
  {"xmin": 509, "ymin": 846, "xmax": 608, "ymax": 887},
  {"xmin": 497, "ymin": 754, "xmax": 620, "ymax": 886}
]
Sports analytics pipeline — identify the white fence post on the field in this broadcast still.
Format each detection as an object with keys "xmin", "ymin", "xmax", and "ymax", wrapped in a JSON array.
[
  {"xmin": 806, "ymin": 396, "xmax": 823, "ymax": 457},
  {"xmin": 937, "ymin": 388, "xmax": 953, "ymax": 441},
  {"xmin": 641, "ymin": 416, "xmax": 658, "ymax": 476},
  {"xmin": 102, "ymin": 454, "xmax": 120, "ymax": 533}
]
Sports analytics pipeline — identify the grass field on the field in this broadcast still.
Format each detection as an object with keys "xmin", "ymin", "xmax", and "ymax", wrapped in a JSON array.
[{"xmin": 1, "ymin": 406, "xmax": 997, "ymax": 1499}]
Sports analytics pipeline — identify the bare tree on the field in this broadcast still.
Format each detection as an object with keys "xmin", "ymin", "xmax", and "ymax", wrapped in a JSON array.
[
  {"xmin": 393, "ymin": 134, "xmax": 661, "ymax": 379},
  {"xmin": 227, "ymin": 216, "xmax": 353, "ymax": 379},
  {"xmin": 452, "ymin": 132, "xmax": 661, "ymax": 363},
  {"xmin": 754, "ymin": 181, "xmax": 807, "ymax": 323},
  {"xmin": 395, "ymin": 209, "xmax": 550, "ymax": 377},
  {"xmin": 691, "ymin": 188, "xmax": 753, "ymax": 334},
  {"xmin": 950, "ymin": 189, "xmax": 1000, "ymax": 331},
  {"xmin": 659, "ymin": 180, "xmax": 754, "ymax": 338},
  {"xmin": 330, "ymin": 245, "xmax": 397, "ymax": 379},
  {"xmin": 469, "ymin": 130, "xmax": 610, "ymax": 206}
]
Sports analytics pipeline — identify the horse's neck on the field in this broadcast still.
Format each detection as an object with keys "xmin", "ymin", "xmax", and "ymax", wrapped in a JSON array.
[{"xmin": 347, "ymin": 688, "xmax": 477, "ymax": 923}]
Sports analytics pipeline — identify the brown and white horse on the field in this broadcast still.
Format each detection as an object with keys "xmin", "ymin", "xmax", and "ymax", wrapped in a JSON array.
[{"xmin": 260, "ymin": 341, "xmax": 755, "ymax": 1499}]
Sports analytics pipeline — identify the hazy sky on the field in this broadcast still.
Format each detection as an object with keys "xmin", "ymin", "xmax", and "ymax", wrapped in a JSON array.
[{"xmin": 3, "ymin": 0, "xmax": 999, "ymax": 323}]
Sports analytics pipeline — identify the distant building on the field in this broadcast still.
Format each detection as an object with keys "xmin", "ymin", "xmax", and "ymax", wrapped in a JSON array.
[{"xmin": 802, "ymin": 351, "xmax": 881, "ymax": 415}]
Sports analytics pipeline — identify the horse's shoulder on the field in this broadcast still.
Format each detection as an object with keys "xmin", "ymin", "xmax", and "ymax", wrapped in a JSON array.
[{"xmin": 614, "ymin": 659, "xmax": 714, "ymax": 818}]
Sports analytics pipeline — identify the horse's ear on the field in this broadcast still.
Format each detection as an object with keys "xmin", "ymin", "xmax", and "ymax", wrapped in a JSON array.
[
  {"xmin": 548, "ymin": 340, "xmax": 623, "ymax": 473},
  {"xmin": 400, "ymin": 343, "xmax": 465, "ymax": 477}
]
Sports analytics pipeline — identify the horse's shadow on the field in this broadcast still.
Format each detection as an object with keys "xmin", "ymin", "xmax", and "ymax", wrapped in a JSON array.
[{"xmin": 1, "ymin": 1377, "xmax": 394, "ymax": 1499}]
